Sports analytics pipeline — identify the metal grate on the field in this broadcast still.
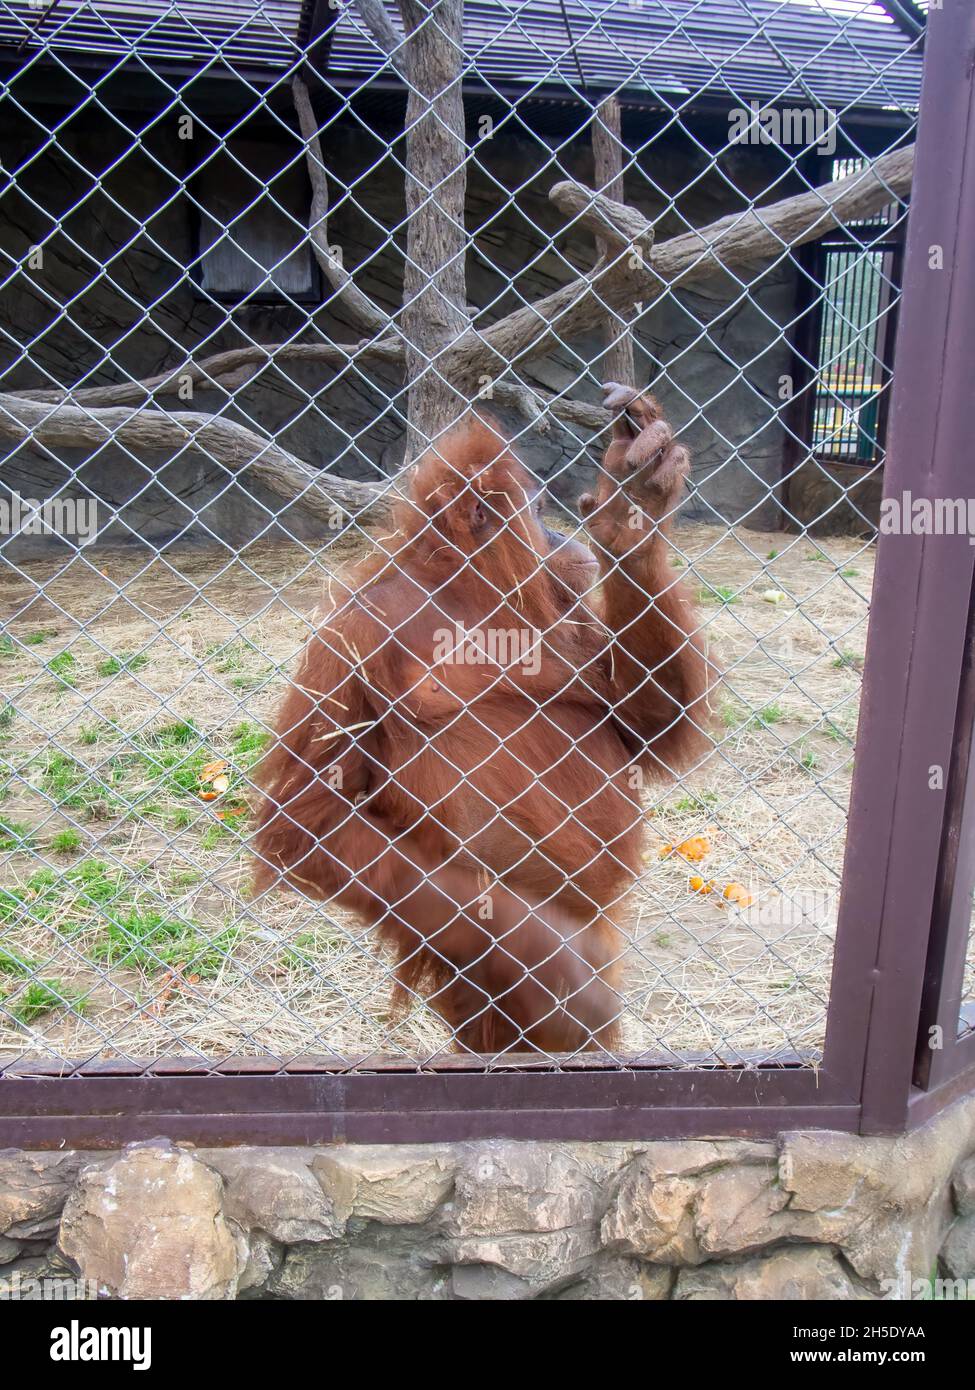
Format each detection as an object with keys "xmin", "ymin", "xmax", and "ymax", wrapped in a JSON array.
[{"xmin": 0, "ymin": 0, "xmax": 932, "ymax": 1074}]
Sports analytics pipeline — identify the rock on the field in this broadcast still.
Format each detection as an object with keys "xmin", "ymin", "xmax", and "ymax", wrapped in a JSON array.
[
  {"xmin": 786, "ymin": 459, "xmax": 883, "ymax": 536},
  {"xmin": 674, "ymin": 1247, "xmax": 875, "ymax": 1301},
  {"xmin": 443, "ymin": 1143, "xmax": 610, "ymax": 1296},
  {"xmin": 599, "ymin": 1142, "xmax": 760, "ymax": 1264},
  {"xmin": 238, "ymin": 1231, "xmax": 283, "ymax": 1294},
  {"xmin": 694, "ymin": 1163, "xmax": 792, "ymax": 1256},
  {"xmin": 601, "ymin": 1170, "xmax": 700, "ymax": 1264},
  {"xmin": 0, "ymin": 1149, "xmax": 85, "ymax": 1240},
  {"xmin": 58, "ymin": 1145, "xmax": 241, "ymax": 1300},
  {"xmin": 451, "ymin": 1264, "xmax": 534, "ymax": 1301},
  {"xmin": 0, "ymin": 1236, "xmax": 22, "ymax": 1265},
  {"xmin": 941, "ymin": 1215, "xmax": 975, "ymax": 1280},
  {"xmin": 780, "ymin": 1097, "xmax": 975, "ymax": 1285},
  {"xmin": 201, "ymin": 1149, "xmax": 344, "ymax": 1244},
  {"xmin": 312, "ymin": 1145, "xmax": 456, "ymax": 1226},
  {"xmin": 450, "ymin": 1143, "xmax": 605, "ymax": 1237},
  {"xmin": 268, "ymin": 1228, "xmax": 450, "ymax": 1301},
  {"xmin": 0, "ymin": 1249, "xmax": 81, "ymax": 1300},
  {"xmin": 448, "ymin": 1227, "xmax": 600, "ymax": 1297},
  {"xmin": 556, "ymin": 1254, "xmax": 673, "ymax": 1301},
  {"xmin": 953, "ymin": 1154, "xmax": 975, "ymax": 1217}
]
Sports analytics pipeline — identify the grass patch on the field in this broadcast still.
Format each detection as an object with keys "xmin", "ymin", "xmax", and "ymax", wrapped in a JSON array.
[
  {"xmin": 0, "ymin": 859, "xmax": 126, "ymax": 932},
  {"xmin": 130, "ymin": 722, "xmax": 209, "ymax": 802},
  {"xmin": 0, "ymin": 947, "xmax": 34, "ymax": 976},
  {"xmin": 50, "ymin": 827, "xmax": 82, "ymax": 854},
  {"xmin": 97, "ymin": 652, "xmax": 150, "ymax": 678},
  {"xmin": 721, "ymin": 700, "xmax": 747, "ymax": 729},
  {"xmin": 699, "ymin": 584, "xmax": 739, "ymax": 605},
  {"xmin": 751, "ymin": 704, "xmax": 785, "ymax": 728},
  {"xmin": 4, "ymin": 979, "xmax": 71, "ymax": 1024},
  {"xmin": 0, "ymin": 948, "xmax": 80, "ymax": 1026},
  {"xmin": 0, "ymin": 819, "xmax": 33, "ymax": 852},
  {"xmin": 92, "ymin": 911, "xmax": 239, "ymax": 977},
  {"xmin": 670, "ymin": 792, "xmax": 719, "ymax": 813},
  {"xmin": 36, "ymin": 751, "xmax": 117, "ymax": 817},
  {"xmin": 283, "ymin": 928, "xmax": 343, "ymax": 968},
  {"xmin": 170, "ymin": 869, "xmax": 203, "ymax": 891},
  {"xmin": 25, "ymin": 629, "xmax": 57, "ymax": 646},
  {"xmin": 150, "ymin": 720, "xmax": 199, "ymax": 747},
  {"xmin": 231, "ymin": 720, "xmax": 268, "ymax": 765},
  {"xmin": 46, "ymin": 651, "xmax": 77, "ymax": 687}
]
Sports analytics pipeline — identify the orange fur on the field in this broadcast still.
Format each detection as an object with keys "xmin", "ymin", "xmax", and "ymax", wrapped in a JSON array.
[{"xmin": 253, "ymin": 410, "xmax": 711, "ymax": 1054}]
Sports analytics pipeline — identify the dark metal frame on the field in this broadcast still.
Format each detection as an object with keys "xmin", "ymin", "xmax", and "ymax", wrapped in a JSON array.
[{"xmin": 1, "ymin": 3, "xmax": 974, "ymax": 1148}]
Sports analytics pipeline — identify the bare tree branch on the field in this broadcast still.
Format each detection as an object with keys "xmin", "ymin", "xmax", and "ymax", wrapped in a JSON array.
[
  {"xmin": 293, "ymin": 76, "xmax": 394, "ymax": 339},
  {"xmin": 448, "ymin": 142, "xmax": 915, "ymax": 382},
  {"xmin": 356, "ymin": 0, "xmax": 407, "ymax": 76},
  {"xmin": 9, "ymin": 340, "xmax": 406, "ymax": 408},
  {"xmin": 0, "ymin": 394, "xmax": 394, "ymax": 524}
]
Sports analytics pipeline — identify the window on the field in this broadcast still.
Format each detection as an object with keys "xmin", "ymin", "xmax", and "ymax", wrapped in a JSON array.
[
  {"xmin": 195, "ymin": 136, "xmax": 320, "ymax": 303},
  {"xmin": 808, "ymin": 158, "xmax": 903, "ymax": 466}
]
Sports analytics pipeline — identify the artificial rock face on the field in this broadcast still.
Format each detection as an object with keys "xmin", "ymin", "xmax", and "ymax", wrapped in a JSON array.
[{"xmin": 58, "ymin": 1143, "xmax": 242, "ymax": 1300}]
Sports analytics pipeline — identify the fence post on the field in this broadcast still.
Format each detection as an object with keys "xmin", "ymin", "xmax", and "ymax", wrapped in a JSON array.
[{"xmin": 823, "ymin": 0, "xmax": 975, "ymax": 1134}]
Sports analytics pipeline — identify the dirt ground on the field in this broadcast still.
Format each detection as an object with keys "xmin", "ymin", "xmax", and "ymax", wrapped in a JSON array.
[{"xmin": 0, "ymin": 520, "xmax": 908, "ymax": 1066}]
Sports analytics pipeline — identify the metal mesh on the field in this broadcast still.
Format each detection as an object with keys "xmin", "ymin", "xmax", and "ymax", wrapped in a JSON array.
[{"xmin": 0, "ymin": 0, "xmax": 925, "ymax": 1070}]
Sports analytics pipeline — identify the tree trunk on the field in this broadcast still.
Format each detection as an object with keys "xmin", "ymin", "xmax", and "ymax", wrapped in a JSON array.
[
  {"xmin": 592, "ymin": 97, "xmax": 635, "ymax": 389},
  {"xmin": 398, "ymin": 0, "xmax": 471, "ymax": 460}
]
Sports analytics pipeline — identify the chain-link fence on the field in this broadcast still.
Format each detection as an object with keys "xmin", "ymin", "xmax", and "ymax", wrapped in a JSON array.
[{"xmin": 0, "ymin": 0, "xmax": 939, "ymax": 1075}]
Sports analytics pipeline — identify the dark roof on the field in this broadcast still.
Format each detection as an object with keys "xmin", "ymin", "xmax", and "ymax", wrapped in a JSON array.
[{"xmin": 0, "ymin": 0, "xmax": 923, "ymax": 113}]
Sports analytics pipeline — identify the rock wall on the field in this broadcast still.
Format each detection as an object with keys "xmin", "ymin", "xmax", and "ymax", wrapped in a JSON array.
[
  {"xmin": 2, "ymin": 1094, "xmax": 975, "ymax": 1300},
  {"xmin": 0, "ymin": 106, "xmax": 803, "ymax": 557},
  {"xmin": 786, "ymin": 458, "xmax": 884, "ymax": 535}
]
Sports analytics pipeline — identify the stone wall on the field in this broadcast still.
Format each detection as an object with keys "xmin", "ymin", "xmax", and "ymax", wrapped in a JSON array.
[
  {"xmin": 786, "ymin": 458, "xmax": 883, "ymax": 535},
  {"xmin": 2, "ymin": 1094, "xmax": 975, "ymax": 1300},
  {"xmin": 0, "ymin": 105, "xmax": 803, "ymax": 557}
]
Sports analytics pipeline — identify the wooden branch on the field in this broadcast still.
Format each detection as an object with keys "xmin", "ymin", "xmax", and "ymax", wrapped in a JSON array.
[
  {"xmin": 490, "ymin": 381, "xmax": 551, "ymax": 434},
  {"xmin": 356, "ymin": 0, "xmax": 407, "ymax": 75},
  {"xmin": 448, "ymin": 142, "xmax": 915, "ymax": 382},
  {"xmin": 592, "ymin": 96, "xmax": 635, "ymax": 389},
  {"xmin": 9, "ymin": 340, "xmax": 407, "ymax": 408},
  {"xmin": 8, "ymin": 340, "xmax": 611, "ymax": 434},
  {"xmin": 293, "ymin": 77, "xmax": 394, "ymax": 338},
  {"xmin": 654, "ymin": 143, "xmax": 915, "ymax": 285},
  {"xmin": 0, "ymin": 394, "xmax": 393, "ymax": 524},
  {"xmin": 398, "ymin": 0, "xmax": 471, "ymax": 457}
]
